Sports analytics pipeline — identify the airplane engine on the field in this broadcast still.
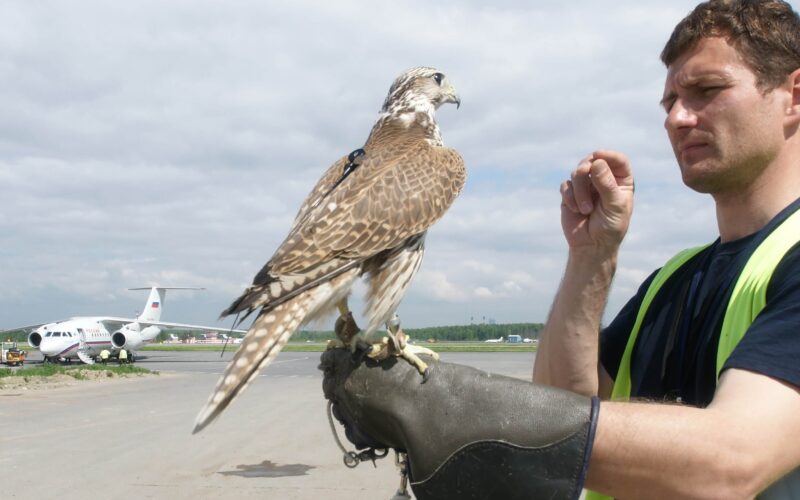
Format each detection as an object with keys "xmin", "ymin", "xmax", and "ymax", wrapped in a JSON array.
[
  {"xmin": 28, "ymin": 331, "xmax": 42, "ymax": 348},
  {"xmin": 112, "ymin": 325, "xmax": 160, "ymax": 350},
  {"xmin": 29, "ymin": 324, "xmax": 55, "ymax": 348},
  {"xmin": 112, "ymin": 326, "xmax": 143, "ymax": 350},
  {"xmin": 112, "ymin": 329, "xmax": 141, "ymax": 349},
  {"xmin": 141, "ymin": 325, "xmax": 161, "ymax": 342}
]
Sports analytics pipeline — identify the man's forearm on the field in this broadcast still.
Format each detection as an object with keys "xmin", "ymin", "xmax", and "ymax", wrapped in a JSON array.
[
  {"xmin": 532, "ymin": 248, "xmax": 617, "ymax": 395},
  {"xmin": 587, "ymin": 369, "xmax": 800, "ymax": 499},
  {"xmin": 588, "ymin": 403, "xmax": 763, "ymax": 499}
]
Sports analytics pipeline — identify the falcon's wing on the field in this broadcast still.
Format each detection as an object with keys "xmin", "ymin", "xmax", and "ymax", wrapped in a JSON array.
[
  {"xmin": 270, "ymin": 138, "xmax": 465, "ymax": 274},
  {"xmin": 222, "ymin": 138, "xmax": 464, "ymax": 319},
  {"xmin": 288, "ymin": 155, "xmax": 349, "ymax": 233}
]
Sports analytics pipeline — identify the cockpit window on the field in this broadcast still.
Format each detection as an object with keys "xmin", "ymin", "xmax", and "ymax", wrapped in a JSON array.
[
  {"xmin": 45, "ymin": 332, "xmax": 52, "ymax": 337},
  {"xmin": 54, "ymin": 332, "xmax": 61, "ymax": 337}
]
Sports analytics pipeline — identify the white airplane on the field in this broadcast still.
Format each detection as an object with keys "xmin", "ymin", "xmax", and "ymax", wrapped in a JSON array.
[
  {"xmin": 484, "ymin": 336, "xmax": 505, "ymax": 343},
  {"xmin": 15, "ymin": 287, "xmax": 243, "ymax": 364}
]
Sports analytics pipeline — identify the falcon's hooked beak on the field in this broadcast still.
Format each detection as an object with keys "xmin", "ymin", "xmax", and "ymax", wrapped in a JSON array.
[{"xmin": 443, "ymin": 84, "xmax": 461, "ymax": 109}]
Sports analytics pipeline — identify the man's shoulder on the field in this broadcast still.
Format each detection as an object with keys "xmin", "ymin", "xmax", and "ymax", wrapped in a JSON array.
[{"xmin": 768, "ymin": 241, "xmax": 800, "ymax": 297}]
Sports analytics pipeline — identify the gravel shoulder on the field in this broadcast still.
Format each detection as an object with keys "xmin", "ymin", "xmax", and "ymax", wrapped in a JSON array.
[{"xmin": 0, "ymin": 367, "xmax": 158, "ymax": 391}]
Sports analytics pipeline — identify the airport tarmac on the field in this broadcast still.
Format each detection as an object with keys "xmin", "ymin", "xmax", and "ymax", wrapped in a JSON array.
[{"xmin": 1, "ymin": 349, "xmax": 535, "ymax": 500}]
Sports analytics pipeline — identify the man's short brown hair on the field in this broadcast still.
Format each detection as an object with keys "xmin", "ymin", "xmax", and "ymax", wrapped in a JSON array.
[{"xmin": 661, "ymin": 0, "xmax": 800, "ymax": 91}]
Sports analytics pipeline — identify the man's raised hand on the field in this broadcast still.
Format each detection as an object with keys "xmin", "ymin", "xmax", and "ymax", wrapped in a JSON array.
[{"xmin": 560, "ymin": 150, "xmax": 634, "ymax": 253}]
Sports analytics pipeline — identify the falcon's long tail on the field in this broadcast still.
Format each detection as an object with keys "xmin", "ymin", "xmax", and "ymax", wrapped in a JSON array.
[
  {"xmin": 193, "ymin": 299, "xmax": 307, "ymax": 433},
  {"xmin": 193, "ymin": 267, "xmax": 360, "ymax": 433}
]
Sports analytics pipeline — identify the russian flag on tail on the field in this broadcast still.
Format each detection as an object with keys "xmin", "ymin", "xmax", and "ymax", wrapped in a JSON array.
[{"xmin": 151, "ymin": 302, "xmax": 160, "ymax": 309}]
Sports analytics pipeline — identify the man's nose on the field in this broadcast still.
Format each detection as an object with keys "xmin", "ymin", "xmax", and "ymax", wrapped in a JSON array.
[{"xmin": 665, "ymin": 99, "xmax": 698, "ymax": 131}]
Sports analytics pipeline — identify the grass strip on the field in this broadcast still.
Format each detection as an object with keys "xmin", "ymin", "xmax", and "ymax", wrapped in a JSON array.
[
  {"xmin": 0, "ymin": 363, "xmax": 155, "ymax": 379},
  {"xmin": 141, "ymin": 343, "xmax": 537, "ymax": 353}
]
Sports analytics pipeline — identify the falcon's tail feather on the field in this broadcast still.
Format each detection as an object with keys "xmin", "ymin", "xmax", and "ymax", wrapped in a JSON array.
[
  {"xmin": 195, "ymin": 266, "xmax": 361, "ymax": 433},
  {"xmin": 193, "ymin": 297, "xmax": 310, "ymax": 434}
]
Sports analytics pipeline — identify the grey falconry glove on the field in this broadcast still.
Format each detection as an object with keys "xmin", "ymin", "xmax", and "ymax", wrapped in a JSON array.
[{"xmin": 320, "ymin": 347, "xmax": 599, "ymax": 500}]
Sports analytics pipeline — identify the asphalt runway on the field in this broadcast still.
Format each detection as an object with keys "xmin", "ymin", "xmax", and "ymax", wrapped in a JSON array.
[{"xmin": 2, "ymin": 349, "xmax": 535, "ymax": 500}]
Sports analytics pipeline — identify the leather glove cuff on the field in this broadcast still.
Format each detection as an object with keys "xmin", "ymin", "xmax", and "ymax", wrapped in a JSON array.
[{"xmin": 410, "ymin": 395, "xmax": 599, "ymax": 500}]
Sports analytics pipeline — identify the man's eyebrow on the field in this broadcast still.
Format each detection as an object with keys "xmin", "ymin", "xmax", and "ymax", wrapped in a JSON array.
[
  {"xmin": 659, "ymin": 91, "xmax": 676, "ymax": 109},
  {"xmin": 659, "ymin": 71, "xmax": 731, "ymax": 109}
]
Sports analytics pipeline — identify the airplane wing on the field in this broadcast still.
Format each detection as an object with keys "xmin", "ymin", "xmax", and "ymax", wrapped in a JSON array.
[
  {"xmin": 3, "ymin": 318, "xmax": 245, "ymax": 334},
  {"xmin": 96, "ymin": 317, "xmax": 247, "ymax": 335},
  {"xmin": 3, "ymin": 316, "xmax": 136, "ymax": 333},
  {"xmin": 0, "ymin": 322, "xmax": 58, "ymax": 333},
  {"xmin": 139, "ymin": 320, "xmax": 248, "ymax": 335}
]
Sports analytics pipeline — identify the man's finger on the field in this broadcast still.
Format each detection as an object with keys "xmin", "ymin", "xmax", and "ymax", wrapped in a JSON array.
[
  {"xmin": 570, "ymin": 158, "xmax": 594, "ymax": 214},
  {"xmin": 592, "ymin": 150, "xmax": 633, "ymax": 187},
  {"xmin": 589, "ymin": 159, "xmax": 623, "ymax": 207},
  {"xmin": 561, "ymin": 180, "xmax": 579, "ymax": 213}
]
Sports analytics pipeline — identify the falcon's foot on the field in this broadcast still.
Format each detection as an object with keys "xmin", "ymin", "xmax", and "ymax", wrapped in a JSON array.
[
  {"xmin": 329, "ymin": 312, "xmax": 438, "ymax": 380},
  {"xmin": 333, "ymin": 311, "xmax": 362, "ymax": 349},
  {"xmin": 382, "ymin": 316, "xmax": 439, "ymax": 380}
]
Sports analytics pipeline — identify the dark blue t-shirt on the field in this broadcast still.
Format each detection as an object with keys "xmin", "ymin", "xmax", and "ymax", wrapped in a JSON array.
[{"xmin": 600, "ymin": 206, "xmax": 800, "ymax": 407}]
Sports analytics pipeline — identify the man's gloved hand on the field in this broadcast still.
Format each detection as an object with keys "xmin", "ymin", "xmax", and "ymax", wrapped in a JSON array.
[{"xmin": 320, "ymin": 347, "xmax": 599, "ymax": 500}]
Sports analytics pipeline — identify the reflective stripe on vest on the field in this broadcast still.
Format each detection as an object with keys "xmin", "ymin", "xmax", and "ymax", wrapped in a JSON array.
[
  {"xmin": 587, "ymin": 207, "xmax": 800, "ymax": 500},
  {"xmin": 609, "ymin": 244, "xmax": 710, "ymax": 401}
]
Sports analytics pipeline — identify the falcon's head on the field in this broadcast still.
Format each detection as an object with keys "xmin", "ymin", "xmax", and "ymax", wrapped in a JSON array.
[{"xmin": 380, "ymin": 67, "xmax": 461, "ymax": 115}]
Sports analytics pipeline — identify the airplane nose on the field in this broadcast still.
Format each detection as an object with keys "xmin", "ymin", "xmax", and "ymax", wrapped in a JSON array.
[{"xmin": 39, "ymin": 339, "xmax": 59, "ymax": 356}]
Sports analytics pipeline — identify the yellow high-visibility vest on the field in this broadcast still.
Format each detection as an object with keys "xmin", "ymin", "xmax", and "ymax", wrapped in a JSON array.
[{"xmin": 587, "ymin": 208, "xmax": 800, "ymax": 500}]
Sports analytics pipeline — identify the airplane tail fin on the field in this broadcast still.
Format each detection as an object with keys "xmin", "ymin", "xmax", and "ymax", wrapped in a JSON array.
[{"xmin": 129, "ymin": 287, "xmax": 205, "ymax": 323}]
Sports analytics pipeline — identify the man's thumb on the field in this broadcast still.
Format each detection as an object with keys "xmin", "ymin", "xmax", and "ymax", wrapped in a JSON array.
[{"xmin": 590, "ymin": 159, "xmax": 620, "ymax": 206}]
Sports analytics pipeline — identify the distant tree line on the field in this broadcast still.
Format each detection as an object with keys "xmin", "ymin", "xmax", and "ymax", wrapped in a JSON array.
[
  {"xmin": 2, "ymin": 330, "xmax": 28, "ymax": 343},
  {"xmin": 292, "ymin": 322, "xmax": 544, "ymax": 342},
  {"xmin": 403, "ymin": 323, "xmax": 544, "ymax": 342}
]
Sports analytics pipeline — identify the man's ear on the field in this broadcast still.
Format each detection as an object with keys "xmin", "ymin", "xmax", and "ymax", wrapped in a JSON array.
[{"xmin": 787, "ymin": 68, "xmax": 800, "ymax": 124}]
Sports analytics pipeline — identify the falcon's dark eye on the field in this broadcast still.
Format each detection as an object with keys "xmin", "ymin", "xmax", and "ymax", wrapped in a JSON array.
[{"xmin": 432, "ymin": 73, "xmax": 444, "ymax": 85}]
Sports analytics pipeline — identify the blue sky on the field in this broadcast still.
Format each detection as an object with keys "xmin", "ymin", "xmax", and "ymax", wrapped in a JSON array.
[{"xmin": 4, "ymin": 0, "xmax": 770, "ymax": 330}]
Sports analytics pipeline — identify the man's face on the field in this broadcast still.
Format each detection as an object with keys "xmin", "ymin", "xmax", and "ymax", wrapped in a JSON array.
[{"xmin": 661, "ymin": 37, "xmax": 786, "ymax": 194}]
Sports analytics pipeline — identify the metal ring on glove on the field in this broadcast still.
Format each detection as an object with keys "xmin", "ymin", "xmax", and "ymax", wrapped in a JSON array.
[
  {"xmin": 344, "ymin": 451, "xmax": 360, "ymax": 468},
  {"xmin": 327, "ymin": 400, "xmax": 389, "ymax": 469}
]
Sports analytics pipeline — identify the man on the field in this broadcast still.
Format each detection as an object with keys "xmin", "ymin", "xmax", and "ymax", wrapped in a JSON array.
[
  {"xmin": 322, "ymin": 1, "xmax": 800, "ymax": 497},
  {"xmin": 536, "ymin": 0, "xmax": 800, "ymax": 496}
]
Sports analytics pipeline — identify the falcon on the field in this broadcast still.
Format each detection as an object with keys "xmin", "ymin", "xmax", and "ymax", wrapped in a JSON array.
[{"xmin": 193, "ymin": 67, "xmax": 464, "ymax": 433}]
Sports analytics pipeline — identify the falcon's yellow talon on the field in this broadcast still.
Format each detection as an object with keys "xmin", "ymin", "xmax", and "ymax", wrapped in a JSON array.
[{"xmin": 326, "ymin": 339, "xmax": 346, "ymax": 349}]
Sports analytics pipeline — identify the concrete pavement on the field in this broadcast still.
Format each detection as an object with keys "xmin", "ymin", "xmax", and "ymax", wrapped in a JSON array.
[{"xmin": 1, "ymin": 350, "xmax": 535, "ymax": 499}]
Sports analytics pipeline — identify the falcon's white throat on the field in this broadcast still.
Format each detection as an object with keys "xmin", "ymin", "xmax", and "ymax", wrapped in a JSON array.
[{"xmin": 379, "ymin": 100, "xmax": 443, "ymax": 147}]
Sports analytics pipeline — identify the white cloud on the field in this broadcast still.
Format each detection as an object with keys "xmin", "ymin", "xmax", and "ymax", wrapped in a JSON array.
[{"xmin": 416, "ymin": 271, "xmax": 470, "ymax": 303}]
